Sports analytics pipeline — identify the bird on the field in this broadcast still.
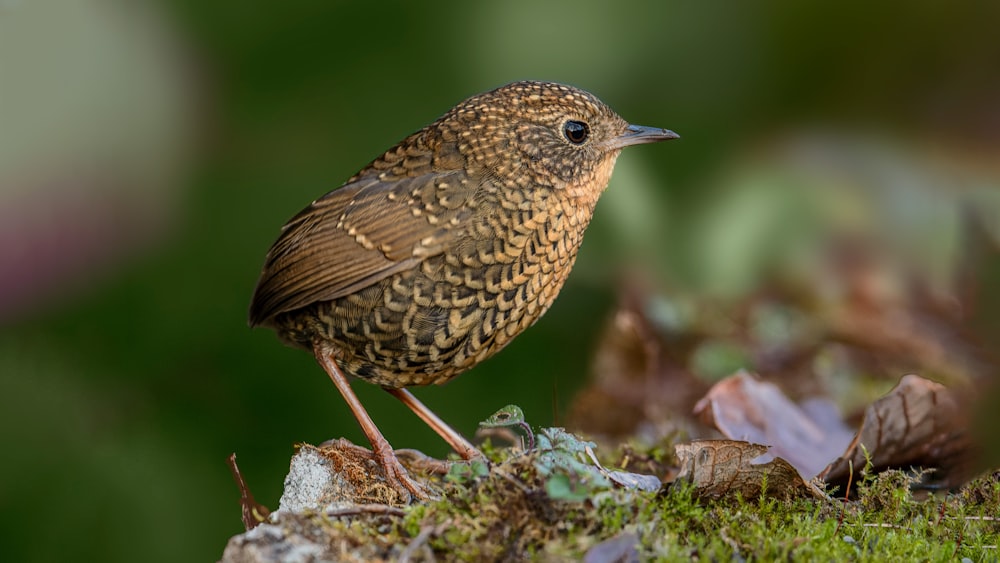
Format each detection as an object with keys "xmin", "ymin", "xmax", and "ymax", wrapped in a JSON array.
[{"xmin": 249, "ymin": 80, "xmax": 677, "ymax": 501}]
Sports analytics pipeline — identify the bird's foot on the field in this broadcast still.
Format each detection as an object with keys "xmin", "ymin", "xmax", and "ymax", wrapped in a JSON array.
[
  {"xmin": 370, "ymin": 441, "xmax": 435, "ymax": 503},
  {"xmin": 395, "ymin": 448, "xmax": 460, "ymax": 475},
  {"xmin": 322, "ymin": 438, "xmax": 437, "ymax": 503}
]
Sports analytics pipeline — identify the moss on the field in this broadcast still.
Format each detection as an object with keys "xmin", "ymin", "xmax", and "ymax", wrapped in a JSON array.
[{"xmin": 254, "ymin": 440, "xmax": 1000, "ymax": 561}]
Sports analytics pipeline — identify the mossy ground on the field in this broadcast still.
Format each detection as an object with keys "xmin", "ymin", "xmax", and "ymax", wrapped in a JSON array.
[{"xmin": 270, "ymin": 442, "xmax": 1000, "ymax": 561}]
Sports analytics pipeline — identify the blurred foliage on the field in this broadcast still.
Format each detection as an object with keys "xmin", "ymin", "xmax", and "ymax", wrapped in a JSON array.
[{"xmin": 1, "ymin": 0, "xmax": 998, "ymax": 561}]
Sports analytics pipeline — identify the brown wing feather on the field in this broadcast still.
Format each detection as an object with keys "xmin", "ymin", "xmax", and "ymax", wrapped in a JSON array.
[{"xmin": 249, "ymin": 169, "xmax": 475, "ymax": 326}]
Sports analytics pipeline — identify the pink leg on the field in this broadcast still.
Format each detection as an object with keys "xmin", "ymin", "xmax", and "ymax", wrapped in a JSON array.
[
  {"xmin": 313, "ymin": 342, "xmax": 429, "ymax": 501},
  {"xmin": 384, "ymin": 387, "xmax": 483, "ymax": 461}
]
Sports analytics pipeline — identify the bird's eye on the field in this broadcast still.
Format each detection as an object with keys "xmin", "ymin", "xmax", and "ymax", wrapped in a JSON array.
[{"xmin": 563, "ymin": 120, "xmax": 589, "ymax": 145}]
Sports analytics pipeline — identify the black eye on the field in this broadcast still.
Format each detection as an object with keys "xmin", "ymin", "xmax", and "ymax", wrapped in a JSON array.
[{"xmin": 563, "ymin": 120, "xmax": 589, "ymax": 144}]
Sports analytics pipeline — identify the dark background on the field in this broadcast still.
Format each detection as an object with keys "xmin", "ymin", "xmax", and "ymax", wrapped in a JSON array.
[{"xmin": 2, "ymin": 1, "xmax": 998, "ymax": 560}]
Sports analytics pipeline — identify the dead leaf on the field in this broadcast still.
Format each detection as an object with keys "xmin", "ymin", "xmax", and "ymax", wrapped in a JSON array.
[
  {"xmin": 567, "ymin": 282, "xmax": 709, "ymax": 439},
  {"xmin": 819, "ymin": 374, "xmax": 972, "ymax": 484},
  {"xmin": 583, "ymin": 532, "xmax": 639, "ymax": 563},
  {"xmin": 818, "ymin": 236, "xmax": 992, "ymax": 386},
  {"xmin": 674, "ymin": 440, "xmax": 826, "ymax": 499},
  {"xmin": 693, "ymin": 370, "xmax": 855, "ymax": 479},
  {"xmin": 582, "ymin": 446, "xmax": 662, "ymax": 492}
]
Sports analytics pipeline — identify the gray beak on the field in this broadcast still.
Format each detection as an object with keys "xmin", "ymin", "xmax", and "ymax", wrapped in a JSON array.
[{"xmin": 606, "ymin": 124, "xmax": 679, "ymax": 150}]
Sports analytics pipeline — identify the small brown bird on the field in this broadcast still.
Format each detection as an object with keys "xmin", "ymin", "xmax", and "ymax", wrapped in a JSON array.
[{"xmin": 249, "ymin": 81, "xmax": 677, "ymax": 500}]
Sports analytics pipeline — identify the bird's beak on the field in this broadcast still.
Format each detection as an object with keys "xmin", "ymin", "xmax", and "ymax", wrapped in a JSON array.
[{"xmin": 605, "ymin": 124, "xmax": 679, "ymax": 150}]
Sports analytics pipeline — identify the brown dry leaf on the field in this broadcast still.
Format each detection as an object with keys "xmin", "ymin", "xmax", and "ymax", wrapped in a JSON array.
[
  {"xmin": 825, "ymin": 239, "xmax": 991, "ymax": 386},
  {"xmin": 819, "ymin": 374, "xmax": 972, "ymax": 485},
  {"xmin": 674, "ymin": 440, "xmax": 826, "ymax": 500},
  {"xmin": 693, "ymin": 370, "xmax": 855, "ymax": 479},
  {"xmin": 567, "ymin": 282, "xmax": 709, "ymax": 439}
]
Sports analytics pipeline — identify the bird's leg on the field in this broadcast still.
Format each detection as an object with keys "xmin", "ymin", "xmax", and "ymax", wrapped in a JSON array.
[
  {"xmin": 312, "ymin": 342, "xmax": 430, "ymax": 502},
  {"xmin": 384, "ymin": 387, "xmax": 483, "ymax": 461}
]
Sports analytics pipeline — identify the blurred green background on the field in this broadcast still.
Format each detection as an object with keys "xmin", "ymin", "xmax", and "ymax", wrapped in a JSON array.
[{"xmin": 2, "ymin": 1, "xmax": 998, "ymax": 560}]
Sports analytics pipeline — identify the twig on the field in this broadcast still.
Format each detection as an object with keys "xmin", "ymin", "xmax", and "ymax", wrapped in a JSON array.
[
  {"xmin": 400, "ymin": 524, "xmax": 436, "ymax": 563},
  {"xmin": 324, "ymin": 504, "xmax": 406, "ymax": 518},
  {"xmin": 835, "ymin": 460, "xmax": 854, "ymax": 535},
  {"xmin": 227, "ymin": 452, "xmax": 271, "ymax": 531},
  {"xmin": 949, "ymin": 516, "xmax": 1000, "ymax": 522}
]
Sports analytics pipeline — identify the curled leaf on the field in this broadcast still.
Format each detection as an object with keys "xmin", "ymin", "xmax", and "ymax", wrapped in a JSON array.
[
  {"xmin": 693, "ymin": 370, "xmax": 854, "ymax": 479},
  {"xmin": 819, "ymin": 374, "xmax": 971, "ymax": 484},
  {"xmin": 674, "ymin": 440, "xmax": 826, "ymax": 500}
]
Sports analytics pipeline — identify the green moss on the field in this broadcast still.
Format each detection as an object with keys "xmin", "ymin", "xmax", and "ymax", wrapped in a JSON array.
[{"xmin": 280, "ymin": 441, "xmax": 1000, "ymax": 561}]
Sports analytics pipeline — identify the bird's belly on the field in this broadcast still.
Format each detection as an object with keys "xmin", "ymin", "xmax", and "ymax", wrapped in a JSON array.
[{"xmin": 275, "ymin": 244, "xmax": 577, "ymax": 388}]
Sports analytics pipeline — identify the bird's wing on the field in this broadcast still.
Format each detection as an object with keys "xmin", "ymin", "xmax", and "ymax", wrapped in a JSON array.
[{"xmin": 248, "ymin": 169, "xmax": 476, "ymax": 326}]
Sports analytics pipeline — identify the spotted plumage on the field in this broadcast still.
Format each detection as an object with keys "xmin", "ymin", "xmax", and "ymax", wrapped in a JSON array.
[{"xmin": 248, "ymin": 80, "xmax": 676, "ymax": 500}]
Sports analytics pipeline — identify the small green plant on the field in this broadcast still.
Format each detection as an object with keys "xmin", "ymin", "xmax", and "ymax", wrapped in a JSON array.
[
  {"xmin": 443, "ymin": 458, "xmax": 490, "ymax": 485},
  {"xmin": 534, "ymin": 428, "xmax": 613, "ymax": 501},
  {"xmin": 479, "ymin": 404, "xmax": 535, "ymax": 450}
]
